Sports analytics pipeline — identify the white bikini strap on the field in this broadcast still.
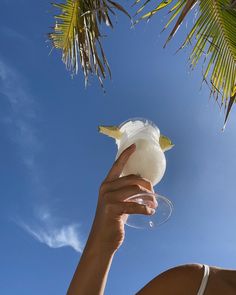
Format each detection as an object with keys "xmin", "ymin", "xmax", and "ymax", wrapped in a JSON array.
[{"xmin": 197, "ymin": 264, "xmax": 210, "ymax": 295}]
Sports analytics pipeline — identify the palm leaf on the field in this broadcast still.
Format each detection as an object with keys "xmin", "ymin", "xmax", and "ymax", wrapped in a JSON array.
[
  {"xmin": 134, "ymin": 0, "xmax": 236, "ymax": 126},
  {"xmin": 223, "ymin": 86, "xmax": 236, "ymax": 129},
  {"xmin": 49, "ymin": 0, "xmax": 130, "ymax": 88}
]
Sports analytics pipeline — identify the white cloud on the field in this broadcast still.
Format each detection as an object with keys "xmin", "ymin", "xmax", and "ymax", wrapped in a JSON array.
[
  {"xmin": 16, "ymin": 207, "xmax": 83, "ymax": 253},
  {"xmin": 21, "ymin": 222, "xmax": 83, "ymax": 253},
  {"xmin": 0, "ymin": 26, "xmax": 32, "ymax": 45},
  {"xmin": 0, "ymin": 59, "xmax": 83, "ymax": 253},
  {"xmin": 0, "ymin": 59, "xmax": 39, "ymax": 170}
]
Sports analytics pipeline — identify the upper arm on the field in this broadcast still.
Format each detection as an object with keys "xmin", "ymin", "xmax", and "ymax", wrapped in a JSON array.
[{"xmin": 136, "ymin": 264, "xmax": 204, "ymax": 295}]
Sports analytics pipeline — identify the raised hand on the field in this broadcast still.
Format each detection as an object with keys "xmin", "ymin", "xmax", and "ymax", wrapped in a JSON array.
[
  {"xmin": 90, "ymin": 144, "xmax": 156, "ymax": 252},
  {"xmin": 67, "ymin": 144, "xmax": 156, "ymax": 295}
]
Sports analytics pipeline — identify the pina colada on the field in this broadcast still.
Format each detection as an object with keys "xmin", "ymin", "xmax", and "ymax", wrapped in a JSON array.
[
  {"xmin": 116, "ymin": 119, "xmax": 169, "ymax": 185},
  {"xmin": 99, "ymin": 118, "xmax": 174, "ymax": 229}
]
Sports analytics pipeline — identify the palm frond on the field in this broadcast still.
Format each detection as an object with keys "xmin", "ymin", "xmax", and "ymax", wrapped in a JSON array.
[
  {"xmin": 134, "ymin": 0, "xmax": 236, "ymax": 125},
  {"xmin": 49, "ymin": 0, "xmax": 130, "ymax": 88},
  {"xmin": 223, "ymin": 86, "xmax": 236, "ymax": 129}
]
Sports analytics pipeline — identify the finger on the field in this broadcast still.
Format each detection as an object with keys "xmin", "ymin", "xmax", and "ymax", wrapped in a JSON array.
[
  {"xmin": 119, "ymin": 202, "xmax": 156, "ymax": 215},
  {"xmin": 105, "ymin": 144, "xmax": 136, "ymax": 181},
  {"xmin": 139, "ymin": 195, "xmax": 158, "ymax": 209},
  {"xmin": 104, "ymin": 185, "xmax": 155, "ymax": 204},
  {"xmin": 106, "ymin": 174, "xmax": 154, "ymax": 193}
]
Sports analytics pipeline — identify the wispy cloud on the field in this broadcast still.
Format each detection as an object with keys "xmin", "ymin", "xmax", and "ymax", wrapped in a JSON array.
[
  {"xmin": 0, "ymin": 58, "xmax": 83, "ymax": 253},
  {"xmin": 0, "ymin": 59, "xmax": 39, "ymax": 170},
  {"xmin": 20, "ymin": 213, "xmax": 83, "ymax": 253},
  {"xmin": 23, "ymin": 224, "xmax": 83, "ymax": 253},
  {"xmin": 0, "ymin": 26, "xmax": 33, "ymax": 46}
]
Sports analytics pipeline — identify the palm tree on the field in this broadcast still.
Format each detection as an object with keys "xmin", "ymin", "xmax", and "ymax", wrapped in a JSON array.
[
  {"xmin": 49, "ymin": 0, "xmax": 236, "ymax": 126},
  {"xmin": 49, "ymin": 0, "xmax": 130, "ymax": 88}
]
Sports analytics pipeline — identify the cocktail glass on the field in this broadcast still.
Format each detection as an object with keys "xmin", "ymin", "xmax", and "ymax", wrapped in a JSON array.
[{"xmin": 115, "ymin": 118, "xmax": 173, "ymax": 229}]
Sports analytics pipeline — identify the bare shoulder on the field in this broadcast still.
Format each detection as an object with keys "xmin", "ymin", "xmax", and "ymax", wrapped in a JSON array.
[{"xmin": 136, "ymin": 263, "xmax": 204, "ymax": 295}]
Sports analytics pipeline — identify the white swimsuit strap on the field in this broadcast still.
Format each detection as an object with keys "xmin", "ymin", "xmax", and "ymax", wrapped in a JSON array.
[{"xmin": 197, "ymin": 264, "xmax": 210, "ymax": 295}]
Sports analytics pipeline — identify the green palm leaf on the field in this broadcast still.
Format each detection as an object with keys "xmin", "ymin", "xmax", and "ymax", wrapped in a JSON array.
[
  {"xmin": 49, "ymin": 0, "xmax": 130, "ymax": 88},
  {"xmin": 135, "ymin": 0, "xmax": 236, "ymax": 125}
]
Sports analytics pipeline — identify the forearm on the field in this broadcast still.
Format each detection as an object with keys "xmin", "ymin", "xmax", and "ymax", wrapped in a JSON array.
[
  {"xmin": 67, "ymin": 145, "xmax": 150, "ymax": 294},
  {"xmin": 67, "ymin": 230, "xmax": 115, "ymax": 295}
]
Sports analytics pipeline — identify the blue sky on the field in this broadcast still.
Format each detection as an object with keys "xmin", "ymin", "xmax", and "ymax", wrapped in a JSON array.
[{"xmin": 1, "ymin": 1, "xmax": 236, "ymax": 294}]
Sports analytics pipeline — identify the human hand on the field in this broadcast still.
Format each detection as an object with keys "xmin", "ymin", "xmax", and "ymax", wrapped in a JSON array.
[{"xmin": 88, "ymin": 144, "xmax": 156, "ymax": 253}]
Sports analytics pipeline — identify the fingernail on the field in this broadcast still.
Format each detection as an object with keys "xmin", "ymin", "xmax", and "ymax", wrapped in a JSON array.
[
  {"xmin": 153, "ymin": 199, "xmax": 158, "ymax": 208},
  {"xmin": 149, "ymin": 208, "xmax": 156, "ymax": 215}
]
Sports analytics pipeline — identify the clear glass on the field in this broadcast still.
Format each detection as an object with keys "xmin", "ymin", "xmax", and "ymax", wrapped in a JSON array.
[{"xmin": 116, "ymin": 118, "xmax": 173, "ymax": 229}]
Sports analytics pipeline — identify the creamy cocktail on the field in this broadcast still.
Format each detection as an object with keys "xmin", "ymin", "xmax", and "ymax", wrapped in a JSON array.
[{"xmin": 99, "ymin": 118, "xmax": 174, "ymax": 228}]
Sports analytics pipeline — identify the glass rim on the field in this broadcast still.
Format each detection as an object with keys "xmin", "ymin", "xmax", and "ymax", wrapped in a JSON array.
[{"xmin": 118, "ymin": 117, "xmax": 158, "ymax": 130}]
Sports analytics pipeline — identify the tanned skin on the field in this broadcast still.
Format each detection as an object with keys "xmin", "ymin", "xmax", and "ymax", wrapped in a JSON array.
[{"xmin": 67, "ymin": 144, "xmax": 236, "ymax": 295}]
